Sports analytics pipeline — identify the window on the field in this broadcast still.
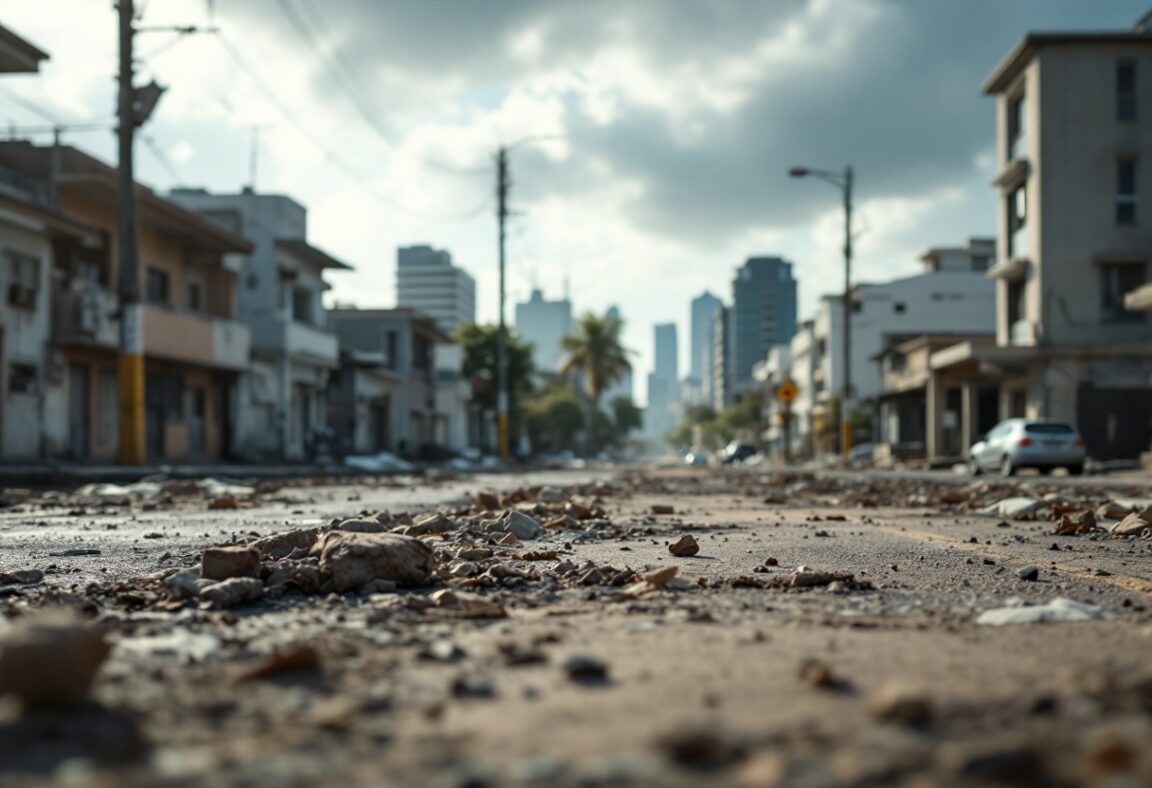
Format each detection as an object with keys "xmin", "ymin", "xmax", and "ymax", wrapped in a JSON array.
[
  {"xmin": 1007, "ymin": 93, "xmax": 1025, "ymax": 160},
  {"xmin": 1117, "ymin": 158, "xmax": 1137, "ymax": 226},
  {"xmin": 384, "ymin": 331, "xmax": 399, "ymax": 369},
  {"xmin": 292, "ymin": 287, "xmax": 313, "ymax": 324},
  {"xmin": 888, "ymin": 352, "xmax": 906, "ymax": 373},
  {"xmin": 1007, "ymin": 278, "xmax": 1026, "ymax": 327},
  {"xmin": 1117, "ymin": 60, "xmax": 1136, "ymax": 122},
  {"xmin": 6, "ymin": 250, "xmax": 39, "ymax": 310},
  {"xmin": 1101, "ymin": 262, "xmax": 1146, "ymax": 323},
  {"xmin": 971, "ymin": 255, "xmax": 991, "ymax": 271},
  {"xmin": 146, "ymin": 267, "xmax": 170, "ymax": 305},
  {"xmin": 7, "ymin": 363, "xmax": 36, "ymax": 395},
  {"xmin": 188, "ymin": 281, "xmax": 203, "ymax": 312},
  {"xmin": 1007, "ymin": 184, "xmax": 1027, "ymax": 258},
  {"xmin": 893, "ymin": 302, "xmax": 906, "ymax": 314}
]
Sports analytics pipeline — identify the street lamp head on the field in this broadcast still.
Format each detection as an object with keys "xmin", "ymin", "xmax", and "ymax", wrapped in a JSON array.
[{"xmin": 788, "ymin": 167, "xmax": 810, "ymax": 178}]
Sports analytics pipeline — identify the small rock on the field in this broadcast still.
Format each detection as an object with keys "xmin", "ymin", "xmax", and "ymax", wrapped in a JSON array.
[
  {"xmin": 1110, "ymin": 513, "xmax": 1150, "ymax": 537},
  {"xmin": 498, "ymin": 532, "xmax": 519, "ymax": 546},
  {"xmin": 506, "ymin": 511, "xmax": 542, "ymax": 540},
  {"xmin": 1096, "ymin": 501, "xmax": 1130, "ymax": 520},
  {"xmin": 651, "ymin": 504, "xmax": 675, "ymax": 515},
  {"xmin": 201, "ymin": 545, "xmax": 261, "ymax": 581},
  {"xmin": 421, "ymin": 639, "xmax": 465, "ymax": 663},
  {"xmin": 406, "ymin": 513, "xmax": 457, "ymax": 536},
  {"xmin": 870, "ymin": 685, "xmax": 934, "ymax": 726},
  {"xmin": 763, "ymin": 557, "xmax": 779, "ymax": 567},
  {"xmin": 669, "ymin": 535, "xmax": 699, "ymax": 557},
  {"xmin": 474, "ymin": 491, "xmax": 500, "ymax": 510},
  {"xmin": 0, "ymin": 612, "xmax": 110, "ymax": 707},
  {"xmin": 448, "ymin": 561, "xmax": 480, "ymax": 578},
  {"xmin": 208, "ymin": 495, "xmax": 239, "ymax": 510},
  {"xmin": 199, "ymin": 577, "xmax": 264, "ymax": 608},
  {"xmin": 238, "ymin": 644, "xmax": 322, "ymax": 681},
  {"xmin": 562, "ymin": 654, "xmax": 609, "ymax": 684},
  {"xmin": 265, "ymin": 561, "xmax": 322, "ymax": 593},
  {"xmin": 333, "ymin": 518, "xmax": 390, "ymax": 534},
  {"xmin": 250, "ymin": 528, "xmax": 319, "ymax": 560},
  {"xmin": 1017, "ymin": 565, "xmax": 1039, "ymax": 582},
  {"xmin": 457, "ymin": 547, "xmax": 494, "ymax": 561},
  {"xmin": 537, "ymin": 486, "xmax": 567, "ymax": 504},
  {"xmin": 0, "ymin": 569, "xmax": 44, "ymax": 585},
  {"xmin": 798, "ymin": 658, "xmax": 849, "ymax": 690},
  {"xmin": 643, "ymin": 565, "xmax": 679, "ymax": 588}
]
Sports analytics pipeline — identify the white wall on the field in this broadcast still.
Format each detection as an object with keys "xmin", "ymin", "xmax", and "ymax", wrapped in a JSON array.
[{"xmin": 0, "ymin": 219, "xmax": 51, "ymax": 458}]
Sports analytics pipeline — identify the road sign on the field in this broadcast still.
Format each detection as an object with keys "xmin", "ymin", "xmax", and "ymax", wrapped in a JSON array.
[{"xmin": 776, "ymin": 381, "xmax": 798, "ymax": 404}]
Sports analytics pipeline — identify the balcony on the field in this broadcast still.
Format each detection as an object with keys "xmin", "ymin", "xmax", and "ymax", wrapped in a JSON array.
[
  {"xmin": 253, "ymin": 319, "xmax": 338, "ymax": 367},
  {"xmin": 1009, "ymin": 319, "xmax": 1035, "ymax": 346},
  {"xmin": 143, "ymin": 305, "xmax": 251, "ymax": 370},
  {"xmin": 53, "ymin": 286, "xmax": 119, "ymax": 349}
]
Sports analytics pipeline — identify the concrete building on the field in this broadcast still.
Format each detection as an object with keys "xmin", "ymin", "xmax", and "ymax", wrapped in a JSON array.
[
  {"xmin": 802, "ymin": 251, "xmax": 996, "ymax": 456},
  {"xmin": 0, "ymin": 22, "xmax": 46, "ymax": 74},
  {"xmin": 514, "ymin": 287, "xmax": 571, "ymax": 377},
  {"xmin": 395, "ymin": 245, "xmax": 475, "ymax": 335},
  {"xmin": 327, "ymin": 307, "xmax": 473, "ymax": 458},
  {"xmin": 930, "ymin": 27, "xmax": 1152, "ymax": 462},
  {"xmin": 170, "ymin": 189, "xmax": 351, "ymax": 461},
  {"xmin": 730, "ymin": 257, "xmax": 797, "ymax": 396},
  {"xmin": 711, "ymin": 305, "xmax": 732, "ymax": 411},
  {"xmin": 646, "ymin": 322, "xmax": 680, "ymax": 441},
  {"xmin": 688, "ymin": 291, "xmax": 723, "ymax": 405},
  {"xmin": 786, "ymin": 320, "xmax": 819, "ymax": 457},
  {"xmin": 0, "ymin": 142, "xmax": 252, "ymax": 462}
]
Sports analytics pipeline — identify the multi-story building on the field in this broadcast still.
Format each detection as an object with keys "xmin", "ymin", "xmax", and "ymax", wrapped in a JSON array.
[
  {"xmin": 169, "ymin": 188, "xmax": 351, "ymax": 461},
  {"xmin": 730, "ymin": 257, "xmax": 797, "ymax": 396},
  {"xmin": 688, "ymin": 291, "xmax": 722, "ymax": 405},
  {"xmin": 513, "ymin": 287, "xmax": 571, "ymax": 377},
  {"xmin": 0, "ymin": 22, "xmax": 46, "ymax": 74},
  {"xmin": 931, "ymin": 25, "xmax": 1152, "ymax": 461},
  {"xmin": 327, "ymin": 307, "xmax": 473, "ymax": 458},
  {"xmin": 646, "ymin": 322, "xmax": 680, "ymax": 441},
  {"xmin": 395, "ymin": 245, "xmax": 476, "ymax": 335},
  {"xmin": 0, "ymin": 142, "xmax": 253, "ymax": 462},
  {"xmin": 711, "ymin": 305, "xmax": 731, "ymax": 411}
]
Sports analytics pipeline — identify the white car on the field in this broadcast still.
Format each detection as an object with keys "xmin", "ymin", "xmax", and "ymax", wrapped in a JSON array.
[{"xmin": 968, "ymin": 419, "xmax": 1086, "ymax": 476}]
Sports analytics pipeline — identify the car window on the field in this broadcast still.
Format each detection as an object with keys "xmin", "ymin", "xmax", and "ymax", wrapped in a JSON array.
[{"xmin": 1024, "ymin": 423, "xmax": 1075, "ymax": 434}]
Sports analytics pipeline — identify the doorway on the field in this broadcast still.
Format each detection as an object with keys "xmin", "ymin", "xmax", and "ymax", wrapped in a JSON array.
[{"xmin": 68, "ymin": 363, "xmax": 89, "ymax": 458}]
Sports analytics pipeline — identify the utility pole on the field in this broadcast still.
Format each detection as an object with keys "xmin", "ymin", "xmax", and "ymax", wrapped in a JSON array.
[
  {"xmin": 496, "ymin": 147, "xmax": 510, "ymax": 461},
  {"xmin": 117, "ymin": 0, "xmax": 146, "ymax": 465},
  {"xmin": 841, "ymin": 165, "xmax": 854, "ymax": 458}
]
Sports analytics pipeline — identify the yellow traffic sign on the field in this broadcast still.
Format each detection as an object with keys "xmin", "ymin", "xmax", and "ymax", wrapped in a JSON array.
[{"xmin": 776, "ymin": 381, "xmax": 798, "ymax": 404}]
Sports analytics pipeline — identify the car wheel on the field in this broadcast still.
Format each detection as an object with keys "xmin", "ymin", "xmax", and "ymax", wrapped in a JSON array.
[
  {"xmin": 1000, "ymin": 456, "xmax": 1015, "ymax": 477},
  {"xmin": 1067, "ymin": 464, "xmax": 1084, "ymax": 476}
]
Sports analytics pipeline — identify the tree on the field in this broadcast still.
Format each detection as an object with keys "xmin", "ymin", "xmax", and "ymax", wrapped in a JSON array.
[
  {"xmin": 524, "ymin": 385, "xmax": 585, "ymax": 454},
  {"xmin": 559, "ymin": 312, "xmax": 633, "ymax": 453},
  {"xmin": 454, "ymin": 324, "xmax": 535, "ymax": 449},
  {"xmin": 610, "ymin": 396, "xmax": 643, "ymax": 436}
]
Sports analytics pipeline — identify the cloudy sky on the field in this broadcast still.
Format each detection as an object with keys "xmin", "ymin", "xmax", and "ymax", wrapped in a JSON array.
[{"xmin": 3, "ymin": 0, "xmax": 1144, "ymax": 402}]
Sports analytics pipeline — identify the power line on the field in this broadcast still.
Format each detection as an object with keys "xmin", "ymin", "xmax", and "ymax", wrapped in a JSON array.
[
  {"xmin": 140, "ymin": 133, "xmax": 183, "ymax": 183},
  {"xmin": 212, "ymin": 31, "xmax": 490, "ymax": 222},
  {"xmin": 275, "ymin": 0, "xmax": 489, "ymax": 178},
  {"xmin": 0, "ymin": 85, "xmax": 60, "ymax": 125}
]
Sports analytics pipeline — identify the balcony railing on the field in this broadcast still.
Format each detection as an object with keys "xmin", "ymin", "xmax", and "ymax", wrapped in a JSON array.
[{"xmin": 143, "ymin": 305, "xmax": 251, "ymax": 370}]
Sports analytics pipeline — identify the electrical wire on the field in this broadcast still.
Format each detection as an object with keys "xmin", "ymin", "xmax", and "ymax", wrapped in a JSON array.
[
  {"xmin": 0, "ymin": 85, "xmax": 60, "ymax": 124},
  {"xmin": 212, "ymin": 31, "xmax": 492, "ymax": 221},
  {"xmin": 140, "ymin": 133, "xmax": 183, "ymax": 183},
  {"xmin": 275, "ymin": 0, "xmax": 489, "ymax": 178}
]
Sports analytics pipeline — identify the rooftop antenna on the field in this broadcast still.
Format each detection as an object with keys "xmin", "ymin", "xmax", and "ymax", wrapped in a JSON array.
[
  {"xmin": 1136, "ymin": 9, "xmax": 1152, "ymax": 32},
  {"xmin": 563, "ymin": 271, "xmax": 570, "ymax": 301}
]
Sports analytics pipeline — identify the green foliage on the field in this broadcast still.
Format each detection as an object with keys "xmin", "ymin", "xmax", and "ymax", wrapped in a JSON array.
[
  {"xmin": 669, "ymin": 395, "xmax": 762, "ymax": 450},
  {"xmin": 609, "ymin": 396, "xmax": 643, "ymax": 436},
  {"xmin": 454, "ymin": 324, "xmax": 535, "ymax": 442},
  {"xmin": 524, "ymin": 385, "xmax": 585, "ymax": 454},
  {"xmin": 559, "ymin": 312, "xmax": 634, "ymax": 453}
]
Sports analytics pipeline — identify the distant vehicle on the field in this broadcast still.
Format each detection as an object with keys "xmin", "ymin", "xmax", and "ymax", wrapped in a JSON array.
[
  {"xmin": 684, "ymin": 451, "xmax": 709, "ymax": 467},
  {"xmin": 721, "ymin": 442, "xmax": 757, "ymax": 465},
  {"xmin": 968, "ymin": 419, "xmax": 1086, "ymax": 476},
  {"xmin": 848, "ymin": 442, "xmax": 875, "ymax": 462}
]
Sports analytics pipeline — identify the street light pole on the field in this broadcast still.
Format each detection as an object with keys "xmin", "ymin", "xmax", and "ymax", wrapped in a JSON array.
[
  {"xmin": 496, "ymin": 147, "xmax": 509, "ymax": 461},
  {"xmin": 788, "ymin": 164, "xmax": 855, "ymax": 458}
]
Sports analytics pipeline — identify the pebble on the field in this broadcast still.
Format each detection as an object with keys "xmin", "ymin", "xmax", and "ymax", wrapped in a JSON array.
[
  {"xmin": 669, "ymin": 535, "xmax": 700, "ymax": 557},
  {"xmin": 562, "ymin": 654, "xmax": 609, "ymax": 683},
  {"xmin": 506, "ymin": 511, "xmax": 542, "ymax": 540},
  {"xmin": 1017, "ymin": 565, "xmax": 1039, "ymax": 582}
]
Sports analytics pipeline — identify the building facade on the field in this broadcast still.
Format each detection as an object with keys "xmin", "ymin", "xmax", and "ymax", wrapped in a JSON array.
[
  {"xmin": 688, "ymin": 290, "xmax": 723, "ymax": 405},
  {"xmin": 601, "ymin": 304, "xmax": 633, "ymax": 406},
  {"xmin": 169, "ymin": 189, "xmax": 350, "ymax": 461},
  {"xmin": 730, "ymin": 257, "xmax": 797, "ymax": 396},
  {"xmin": 646, "ymin": 322, "xmax": 680, "ymax": 441},
  {"xmin": 514, "ymin": 287, "xmax": 571, "ymax": 377},
  {"xmin": 395, "ymin": 245, "xmax": 476, "ymax": 335}
]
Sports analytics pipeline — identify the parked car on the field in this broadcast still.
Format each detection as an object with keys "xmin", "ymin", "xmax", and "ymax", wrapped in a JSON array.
[
  {"xmin": 721, "ymin": 442, "xmax": 757, "ymax": 465},
  {"xmin": 968, "ymin": 419, "xmax": 1086, "ymax": 476},
  {"xmin": 684, "ymin": 451, "xmax": 709, "ymax": 467},
  {"xmin": 848, "ymin": 442, "xmax": 875, "ymax": 463}
]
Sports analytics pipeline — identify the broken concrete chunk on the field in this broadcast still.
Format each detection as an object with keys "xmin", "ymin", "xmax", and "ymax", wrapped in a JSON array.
[
  {"xmin": 980, "ymin": 498, "xmax": 1046, "ymax": 520},
  {"xmin": 250, "ymin": 528, "xmax": 319, "ymax": 560},
  {"xmin": 0, "ymin": 612, "xmax": 110, "ymax": 707},
  {"xmin": 976, "ymin": 597, "xmax": 1112, "ymax": 625},
  {"xmin": 199, "ymin": 577, "xmax": 264, "ymax": 608},
  {"xmin": 1110, "ymin": 513, "xmax": 1150, "ymax": 537},
  {"xmin": 406, "ymin": 513, "xmax": 457, "ymax": 536},
  {"xmin": 643, "ymin": 565, "xmax": 679, "ymax": 588},
  {"xmin": 536, "ymin": 486, "xmax": 567, "ymax": 504},
  {"xmin": 651, "ymin": 504, "xmax": 675, "ymax": 515},
  {"xmin": 0, "ymin": 569, "xmax": 44, "ymax": 585},
  {"xmin": 333, "ymin": 518, "xmax": 390, "ymax": 534},
  {"xmin": 313, "ymin": 531, "xmax": 435, "ymax": 592},
  {"xmin": 264, "ymin": 560, "xmax": 323, "ymax": 593},
  {"xmin": 1096, "ymin": 501, "xmax": 1131, "ymax": 521},
  {"xmin": 669, "ymin": 535, "xmax": 699, "ymax": 557},
  {"xmin": 201, "ymin": 545, "xmax": 261, "ymax": 581},
  {"xmin": 1054, "ymin": 511, "xmax": 1099, "ymax": 535},
  {"xmin": 505, "ymin": 510, "xmax": 542, "ymax": 540}
]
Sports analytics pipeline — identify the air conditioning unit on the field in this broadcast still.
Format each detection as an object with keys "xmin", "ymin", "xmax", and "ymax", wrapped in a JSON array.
[{"xmin": 7, "ymin": 283, "xmax": 36, "ymax": 309}]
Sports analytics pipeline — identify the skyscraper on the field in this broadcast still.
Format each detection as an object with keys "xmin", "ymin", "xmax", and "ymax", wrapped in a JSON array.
[
  {"xmin": 730, "ymin": 256, "xmax": 797, "ymax": 395},
  {"xmin": 647, "ymin": 322, "xmax": 680, "ymax": 440},
  {"xmin": 395, "ymin": 245, "xmax": 476, "ymax": 334},
  {"xmin": 689, "ymin": 291, "xmax": 723, "ymax": 404},
  {"xmin": 514, "ymin": 288, "xmax": 572, "ymax": 376},
  {"xmin": 601, "ymin": 305, "xmax": 633, "ymax": 405}
]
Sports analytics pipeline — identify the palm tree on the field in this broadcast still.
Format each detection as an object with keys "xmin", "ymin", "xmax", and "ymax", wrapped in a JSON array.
[{"xmin": 560, "ymin": 312, "xmax": 632, "ymax": 454}]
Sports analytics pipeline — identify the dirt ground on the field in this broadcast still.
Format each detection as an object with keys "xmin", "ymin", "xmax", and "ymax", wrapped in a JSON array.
[{"xmin": 1, "ymin": 467, "xmax": 1152, "ymax": 787}]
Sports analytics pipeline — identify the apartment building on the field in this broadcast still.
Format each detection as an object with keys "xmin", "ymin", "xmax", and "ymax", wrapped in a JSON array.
[
  {"xmin": 395, "ymin": 245, "xmax": 476, "ymax": 335},
  {"xmin": 0, "ymin": 142, "xmax": 252, "ymax": 462},
  {"xmin": 169, "ymin": 189, "xmax": 350, "ymax": 461},
  {"xmin": 326, "ymin": 307, "xmax": 473, "ymax": 458},
  {"xmin": 933, "ymin": 28, "xmax": 1152, "ymax": 461}
]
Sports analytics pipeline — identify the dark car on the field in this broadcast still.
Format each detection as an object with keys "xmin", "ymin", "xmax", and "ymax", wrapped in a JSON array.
[{"xmin": 721, "ymin": 442, "xmax": 757, "ymax": 464}]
